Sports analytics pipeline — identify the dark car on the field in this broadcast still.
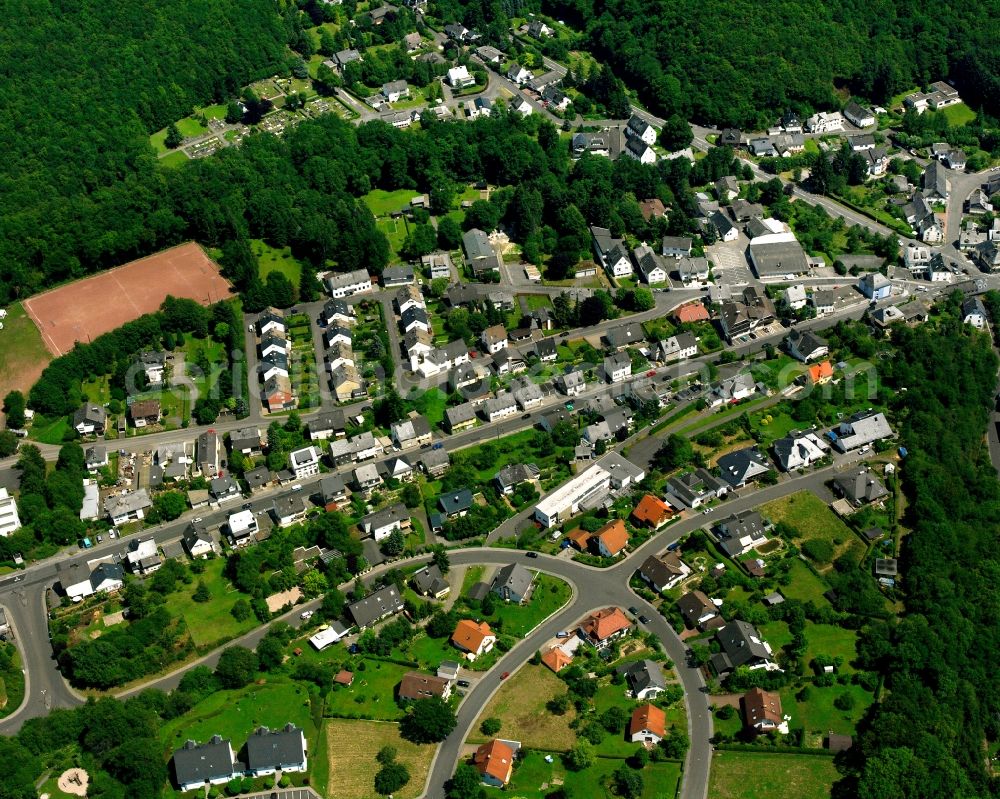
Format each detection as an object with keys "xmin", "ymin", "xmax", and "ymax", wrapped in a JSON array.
[
  {"xmin": 521, "ymin": 413, "xmax": 531, "ymax": 419},
  {"xmin": 628, "ymin": 606, "xmax": 639, "ymax": 616},
  {"xmin": 348, "ymin": 643, "xmax": 360, "ymax": 654},
  {"xmin": 638, "ymin": 615, "xmax": 651, "ymax": 624},
  {"xmin": 457, "ymin": 679, "xmax": 471, "ymax": 688},
  {"xmin": 525, "ymin": 551, "xmax": 538, "ymax": 558}
]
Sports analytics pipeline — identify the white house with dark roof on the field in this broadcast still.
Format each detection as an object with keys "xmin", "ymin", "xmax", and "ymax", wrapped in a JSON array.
[
  {"xmin": 289, "ymin": 446, "xmax": 321, "ymax": 479},
  {"xmin": 172, "ymin": 736, "xmax": 238, "ymax": 792}
]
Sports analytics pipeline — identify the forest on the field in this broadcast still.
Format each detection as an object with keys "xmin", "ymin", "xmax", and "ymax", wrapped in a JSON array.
[{"xmin": 843, "ymin": 312, "xmax": 1000, "ymax": 798}]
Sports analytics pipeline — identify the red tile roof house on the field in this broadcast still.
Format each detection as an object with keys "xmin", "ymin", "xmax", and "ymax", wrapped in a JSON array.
[
  {"xmin": 673, "ymin": 302, "xmax": 710, "ymax": 324},
  {"xmin": 594, "ymin": 519, "xmax": 630, "ymax": 558},
  {"xmin": 741, "ymin": 687, "xmax": 785, "ymax": 732},
  {"xmin": 629, "ymin": 703, "xmax": 667, "ymax": 744},
  {"xmin": 578, "ymin": 606, "xmax": 633, "ymax": 650},
  {"xmin": 398, "ymin": 671, "xmax": 452, "ymax": 702},
  {"xmin": 451, "ymin": 620, "xmax": 496, "ymax": 660},
  {"xmin": 474, "ymin": 739, "xmax": 516, "ymax": 787},
  {"xmin": 541, "ymin": 647, "xmax": 573, "ymax": 673},
  {"xmin": 631, "ymin": 494, "xmax": 676, "ymax": 529}
]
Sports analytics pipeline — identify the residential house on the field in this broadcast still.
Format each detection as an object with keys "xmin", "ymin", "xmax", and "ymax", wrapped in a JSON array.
[
  {"xmin": 923, "ymin": 160, "xmax": 951, "ymax": 201},
  {"xmin": 475, "ymin": 45, "xmax": 504, "ymax": 64},
  {"xmin": 710, "ymin": 210, "xmax": 738, "ymax": 242},
  {"xmin": 843, "ymin": 101, "xmax": 876, "ymax": 128},
  {"xmin": 631, "ymin": 494, "xmax": 675, "ymax": 530},
  {"xmin": 638, "ymin": 552, "xmax": 691, "ymax": 593},
  {"xmin": 331, "ymin": 364, "xmax": 362, "ymax": 402},
  {"xmin": 447, "ymin": 65, "xmax": 475, "ymax": 88},
  {"xmin": 632, "ymin": 244, "xmax": 668, "ymax": 284},
  {"xmin": 64, "ymin": 562, "xmax": 125, "ymax": 602},
  {"xmin": 833, "ymin": 468, "xmax": 890, "ymax": 506},
  {"xmin": 742, "ymin": 688, "xmax": 784, "ymax": 732},
  {"xmin": 230, "ymin": 426, "xmax": 264, "ymax": 456},
  {"xmin": 474, "ymin": 740, "xmax": 515, "ymax": 788},
  {"xmin": 963, "ymin": 297, "xmax": 988, "ymax": 329},
  {"xmin": 382, "ymin": 264, "xmax": 415, "ymax": 287},
  {"xmin": 172, "ymin": 736, "xmax": 238, "ymax": 792},
  {"xmin": 491, "ymin": 563, "xmax": 534, "ymax": 604},
  {"xmin": 506, "ymin": 64, "xmax": 532, "ymax": 84},
  {"xmin": 675, "ymin": 256, "xmax": 711, "ymax": 285},
  {"xmin": 391, "ymin": 416, "xmax": 433, "ymax": 450},
  {"xmin": 773, "ymin": 430, "xmax": 829, "ymax": 471},
  {"xmin": 572, "ymin": 131, "xmax": 611, "ymax": 158},
  {"xmin": 439, "ymin": 488, "xmax": 473, "ymax": 518},
  {"xmin": 858, "ymin": 272, "xmax": 892, "ymax": 301},
  {"xmin": 73, "ymin": 403, "xmax": 107, "ymax": 436},
  {"xmin": 629, "ymin": 704, "xmax": 667, "ymax": 744},
  {"xmin": 419, "ymin": 448, "xmax": 451, "ymax": 477},
  {"xmin": 398, "ymin": 672, "xmax": 452, "ymax": 702},
  {"xmin": 209, "ymin": 476, "xmax": 241, "ymax": 504},
  {"xmin": 707, "ymin": 372, "xmax": 757, "ymax": 407},
  {"xmin": 227, "ymin": 509, "xmax": 258, "ymax": 547},
  {"xmin": 579, "ymin": 606, "xmax": 632, "ymax": 649},
  {"xmin": 674, "ymin": 302, "xmax": 711, "ymax": 324},
  {"xmin": 535, "ymin": 337, "xmax": 557, "ymax": 362},
  {"xmin": 104, "ymin": 489, "xmax": 152, "ymax": 525},
  {"xmin": 352, "ymin": 463, "xmax": 382, "ymax": 493},
  {"xmin": 829, "ymin": 411, "xmax": 894, "ymax": 452},
  {"xmin": 784, "ymin": 284, "xmax": 807, "ymax": 310},
  {"xmin": 711, "ymin": 620, "xmax": 780, "ymax": 675},
  {"xmin": 494, "ymin": 463, "xmax": 540, "ymax": 495},
  {"xmin": 713, "ymin": 510, "xmax": 770, "ymax": 557},
  {"xmin": 716, "ymin": 175, "xmax": 739, "ymax": 201},
  {"xmin": 444, "ymin": 23, "xmax": 471, "ymax": 41},
  {"xmin": 604, "ymin": 322, "xmax": 647, "ymax": 351},
  {"xmin": 306, "ymin": 411, "xmax": 347, "ymax": 441},
  {"xmin": 183, "ymin": 523, "xmax": 216, "ymax": 559},
  {"xmin": 445, "ymin": 402, "xmax": 478, "ymax": 433},
  {"xmin": 604, "ymin": 352, "xmax": 632, "ymax": 384},
  {"xmin": 245, "ymin": 724, "xmax": 307, "ymax": 777},
  {"xmin": 257, "ymin": 309, "xmax": 286, "ymax": 337},
  {"xmin": 325, "ymin": 268, "xmax": 373, "ymax": 298},
  {"xmin": 451, "ymin": 619, "xmax": 496, "ymax": 660},
  {"xmin": 541, "ymin": 647, "xmax": 573, "ymax": 673},
  {"xmin": 317, "ymin": 473, "xmax": 347, "ymax": 510},
  {"xmin": 593, "ymin": 519, "xmax": 629, "ymax": 558},
  {"xmin": 359, "ymin": 503, "xmax": 410, "ymax": 542},
  {"xmin": 617, "ymin": 661, "xmax": 667, "ymax": 700},
  {"xmin": 481, "ymin": 324, "xmax": 508, "ymax": 355},
  {"xmin": 661, "ymin": 236, "xmax": 692, "ymax": 258},
  {"xmin": 321, "ymin": 299, "xmax": 356, "ymax": 328},
  {"xmin": 272, "ymin": 493, "xmax": 306, "ymax": 528},
  {"xmin": 808, "ymin": 361, "xmax": 834, "ymax": 384},
  {"xmin": 784, "ymin": 329, "xmax": 829, "ymax": 363},
  {"xmin": 665, "ymin": 469, "xmax": 729, "ymax": 509},
  {"xmin": 526, "ymin": 18, "xmax": 553, "ymax": 37},
  {"xmin": 381, "ymin": 80, "xmax": 410, "ymax": 103},
  {"xmin": 748, "ymin": 233, "xmax": 809, "ymax": 278},
  {"xmin": 348, "ymin": 584, "xmax": 404, "ymax": 629},
  {"xmin": 805, "ymin": 111, "xmax": 844, "ymax": 133},
  {"xmin": 677, "ymin": 590, "xmax": 720, "ymax": 630},
  {"xmin": 624, "ymin": 137, "xmax": 656, "ymax": 164},
  {"xmin": 718, "ymin": 287, "xmax": 776, "ymax": 341},
  {"xmin": 84, "ymin": 445, "xmax": 108, "ymax": 473},
  {"xmin": 483, "ymin": 392, "xmax": 517, "ymax": 422},
  {"xmin": 400, "ymin": 305, "xmax": 430, "ymax": 334},
  {"xmin": 289, "ymin": 446, "xmax": 321, "ymax": 479},
  {"xmin": 512, "ymin": 379, "xmax": 544, "ymax": 411},
  {"xmin": 717, "ymin": 447, "xmax": 771, "ymax": 489},
  {"xmin": 411, "ymin": 565, "xmax": 450, "ymax": 599},
  {"xmin": 422, "ymin": 251, "xmax": 453, "ymax": 279},
  {"xmin": 125, "ymin": 537, "xmax": 162, "ymax": 575},
  {"xmin": 263, "ymin": 374, "xmax": 295, "ymax": 412},
  {"xmin": 557, "ymin": 369, "xmax": 587, "ymax": 396},
  {"xmin": 324, "ymin": 325, "xmax": 353, "ymax": 349}
]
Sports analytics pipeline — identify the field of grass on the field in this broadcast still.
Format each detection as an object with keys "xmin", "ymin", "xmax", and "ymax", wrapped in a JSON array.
[
  {"xmin": 759, "ymin": 491, "xmax": 861, "ymax": 567},
  {"xmin": 31, "ymin": 416, "xmax": 71, "ymax": 444},
  {"xmin": 324, "ymin": 658, "xmax": 412, "ymax": 720},
  {"xmin": 709, "ymin": 751, "xmax": 838, "ymax": 799},
  {"xmin": 493, "ymin": 573, "xmax": 572, "ymax": 637},
  {"xmin": 160, "ymin": 679, "xmax": 314, "ymax": 755},
  {"xmin": 150, "ymin": 128, "xmax": 169, "ymax": 154},
  {"xmin": 252, "ymin": 239, "xmax": 304, "ymax": 286},
  {"xmin": 160, "ymin": 150, "xmax": 190, "ymax": 168},
  {"xmin": 522, "ymin": 294, "xmax": 553, "ymax": 311},
  {"xmin": 324, "ymin": 718, "xmax": 434, "ymax": 799},
  {"xmin": 780, "ymin": 682, "xmax": 873, "ymax": 737},
  {"xmin": 199, "ymin": 103, "xmax": 228, "ymax": 121},
  {"xmin": 803, "ymin": 624, "xmax": 858, "ymax": 673},
  {"xmin": 377, "ymin": 216, "xmax": 409, "ymax": 256},
  {"xmin": 781, "ymin": 559, "xmax": 831, "ymax": 604},
  {"xmin": 461, "ymin": 565, "xmax": 485, "ymax": 593},
  {"xmin": 0, "ymin": 643, "xmax": 25, "ymax": 718},
  {"xmin": 176, "ymin": 117, "xmax": 209, "ymax": 137},
  {"xmin": 362, "ymin": 188, "xmax": 417, "ymax": 216},
  {"xmin": 405, "ymin": 388, "xmax": 447, "ymax": 428},
  {"xmin": 749, "ymin": 410, "xmax": 801, "ymax": 447},
  {"xmin": 508, "ymin": 750, "xmax": 681, "ymax": 799},
  {"xmin": 0, "ymin": 302, "xmax": 53, "ymax": 414},
  {"xmin": 161, "ymin": 558, "xmax": 256, "ymax": 647},
  {"xmin": 468, "ymin": 663, "xmax": 578, "ymax": 750},
  {"xmin": 940, "ymin": 102, "xmax": 976, "ymax": 127}
]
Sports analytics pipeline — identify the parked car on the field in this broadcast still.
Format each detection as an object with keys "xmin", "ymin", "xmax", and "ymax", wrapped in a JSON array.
[
  {"xmin": 500, "ymin": 671, "xmax": 510, "ymax": 680},
  {"xmin": 457, "ymin": 679, "xmax": 471, "ymax": 688},
  {"xmin": 628, "ymin": 606, "xmax": 639, "ymax": 615},
  {"xmin": 300, "ymin": 610, "xmax": 314, "ymax": 620},
  {"xmin": 525, "ymin": 551, "xmax": 538, "ymax": 558},
  {"xmin": 638, "ymin": 615, "xmax": 651, "ymax": 624},
  {"xmin": 432, "ymin": 443, "xmax": 444, "ymax": 450}
]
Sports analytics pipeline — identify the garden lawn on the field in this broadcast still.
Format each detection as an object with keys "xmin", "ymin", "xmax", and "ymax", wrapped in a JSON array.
[
  {"xmin": 31, "ymin": 416, "xmax": 70, "ymax": 445},
  {"xmin": 160, "ymin": 679, "xmax": 314, "ymax": 755},
  {"xmin": 362, "ymin": 188, "xmax": 416, "ymax": 216},
  {"xmin": 708, "ymin": 751, "xmax": 838, "ymax": 799},
  {"xmin": 749, "ymin": 410, "xmax": 800, "ymax": 447},
  {"xmin": 405, "ymin": 388, "xmax": 447, "ymax": 428},
  {"xmin": 461, "ymin": 565, "xmax": 485, "ymax": 594},
  {"xmin": 377, "ymin": 216, "xmax": 409, "ymax": 256},
  {"xmin": 780, "ymin": 682, "xmax": 873, "ymax": 737},
  {"xmin": 507, "ymin": 750, "xmax": 681, "ymax": 799},
  {"xmin": 324, "ymin": 719, "xmax": 434, "ymax": 799},
  {"xmin": 803, "ymin": 623, "xmax": 858, "ymax": 673},
  {"xmin": 161, "ymin": 558, "xmax": 256, "ymax": 647},
  {"xmin": 522, "ymin": 294, "xmax": 553, "ymax": 311},
  {"xmin": 159, "ymin": 150, "xmax": 190, "ymax": 168},
  {"xmin": 468, "ymin": 663, "xmax": 578, "ymax": 750},
  {"xmin": 0, "ymin": 644, "xmax": 25, "ymax": 718},
  {"xmin": 781, "ymin": 559, "xmax": 831, "ymax": 605},
  {"xmin": 759, "ymin": 491, "xmax": 862, "ymax": 568},
  {"xmin": 324, "ymin": 658, "xmax": 412, "ymax": 720},
  {"xmin": 175, "ymin": 117, "xmax": 209, "ymax": 137},
  {"xmin": 252, "ymin": 239, "xmax": 303, "ymax": 286},
  {"xmin": 493, "ymin": 573, "xmax": 572, "ymax": 637},
  {"xmin": 0, "ymin": 302, "xmax": 53, "ymax": 409},
  {"xmin": 940, "ymin": 102, "xmax": 976, "ymax": 126}
]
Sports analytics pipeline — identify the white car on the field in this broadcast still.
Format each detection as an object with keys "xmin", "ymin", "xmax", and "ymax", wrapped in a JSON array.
[{"xmin": 300, "ymin": 610, "xmax": 314, "ymax": 620}]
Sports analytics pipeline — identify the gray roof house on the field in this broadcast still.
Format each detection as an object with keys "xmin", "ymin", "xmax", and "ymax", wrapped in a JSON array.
[
  {"xmin": 490, "ymin": 563, "xmax": 534, "ymax": 604},
  {"xmin": 829, "ymin": 411, "xmax": 894, "ymax": 453},
  {"xmin": 784, "ymin": 329, "xmax": 829, "ymax": 363},
  {"xmin": 603, "ymin": 323, "xmax": 647, "ymax": 350},
  {"xmin": 833, "ymin": 468, "xmax": 889, "ymax": 506},
  {"xmin": 348, "ymin": 584, "xmax": 404, "ymax": 629},
  {"xmin": 463, "ymin": 228, "xmax": 500, "ymax": 273},
  {"xmin": 438, "ymin": 488, "xmax": 473, "ymax": 517},
  {"xmin": 711, "ymin": 620, "xmax": 779, "ymax": 676},
  {"xmin": 665, "ymin": 469, "xmax": 729, "ymax": 509},
  {"xmin": 172, "ymin": 736, "xmax": 237, "ymax": 791},
  {"xmin": 713, "ymin": 510, "xmax": 770, "ymax": 557},
  {"xmin": 616, "ymin": 659, "xmax": 667, "ymax": 699},
  {"xmin": 494, "ymin": 463, "xmax": 540, "ymax": 494},
  {"xmin": 716, "ymin": 447, "xmax": 771, "ymax": 488},
  {"xmin": 245, "ymin": 724, "xmax": 307, "ymax": 776},
  {"xmin": 412, "ymin": 565, "xmax": 450, "ymax": 598}
]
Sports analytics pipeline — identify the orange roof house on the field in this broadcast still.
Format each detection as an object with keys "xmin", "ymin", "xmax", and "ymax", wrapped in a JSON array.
[
  {"xmin": 451, "ymin": 620, "xmax": 496, "ymax": 660},
  {"xmin": 565, "ymin": 528, "xmax": 592, "ymax": 551},
  {"xmin": 807, "ymin": 360, "xmax": 834, "ymax": 384},
  {"xmin": 474, "ymin": 739, "xmax": 515, "ymax": 787},
  {"xmin": 579, "ymin": 606, "xmax": 632, "ymax": 649},
  {"xmin": 541, "ymin": 647, "xmax": 572, "ymax": 673},
  {"xmin": 595, "ymin": 519, "xmax": 629, "ymax": 558},
  {"xmin": 673, "ymin": 303, "xmax": 710, "ymax": 324},
  {"xmin": 629, "ymin": 703, "xmax": 667, "ymax": 743},
  {"xmin": 742, "ymin": 687, "xmax": 783, "ymax": 731},
  {"xmin": 632, "ymin": 494, "xmax": 675, "ymax": 529},
  {"xmin": 334, "ymin": 669, "xmax": 354, "ymax": 686}
]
